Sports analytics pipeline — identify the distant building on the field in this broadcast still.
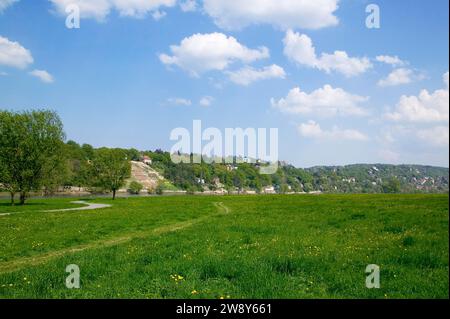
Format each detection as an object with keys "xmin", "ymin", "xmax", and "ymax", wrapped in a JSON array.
[
  {"xmin": 141, "ymin": 155, "xmax": 152, "ymax": 165},
  {"xmin": 263, "ymin": 186, "xmax": 276, "ymax": 194}
]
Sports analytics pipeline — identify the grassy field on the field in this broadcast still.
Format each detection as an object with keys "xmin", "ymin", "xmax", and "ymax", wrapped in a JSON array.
[{"xmin": 0, "ymin": 194, "xmax": 448, "ymax": 299}]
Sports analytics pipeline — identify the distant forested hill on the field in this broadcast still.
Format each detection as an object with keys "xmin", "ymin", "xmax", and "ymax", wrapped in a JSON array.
[
  {"xmin": 303, "ymin": 164, "xmax": 449, "ymax": 194},
  {"xmin": 57, "ymin": 142, "xmax": 449, "ymax": 195}
]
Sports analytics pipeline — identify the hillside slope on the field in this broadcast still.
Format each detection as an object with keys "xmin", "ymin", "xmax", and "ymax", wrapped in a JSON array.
[{"xmin": 124, "ymin": 161, "xmax": 164, "ymax": 192}]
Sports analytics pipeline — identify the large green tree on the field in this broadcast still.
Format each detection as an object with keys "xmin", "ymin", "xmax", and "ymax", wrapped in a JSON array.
[
  {"xmin": 0, "ymin": 110, "xmax": 66, "ymax": 205},
  {"xmin": 90, "ymin": 148, "xmax": 131, "ymax": 200}
]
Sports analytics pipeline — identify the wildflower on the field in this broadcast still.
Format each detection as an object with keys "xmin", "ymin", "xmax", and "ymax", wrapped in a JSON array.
[
  {"xmin": 191, "ymin": 290, "xmax": 198, "ymax": 295},
  {"xmin": 171, "ymin": 274, "xmax": 185, "ymax": 283}
]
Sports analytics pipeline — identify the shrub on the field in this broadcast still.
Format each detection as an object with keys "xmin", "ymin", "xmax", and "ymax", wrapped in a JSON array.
[
  {"xmin": 155, "ymin": 181, "xmax": 165, "ymax": 195},
  {"xmin": 128, "ymin": 181, "xmax": 143, "ymax": 195}
]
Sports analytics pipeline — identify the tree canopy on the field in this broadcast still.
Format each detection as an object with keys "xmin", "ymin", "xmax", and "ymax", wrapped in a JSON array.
[
  {"xmin": 89, "ymin": 148, "xmax": 131, "ymax": 200},
  {"xmin": 0, "ymin": 110, "xmax": 65, "ymax": 204}
]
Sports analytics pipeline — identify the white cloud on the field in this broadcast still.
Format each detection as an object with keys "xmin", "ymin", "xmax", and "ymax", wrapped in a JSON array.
[
  {"xmin": 378, "ymin": 68, "xmax": 414, "ymax": 87},
  {"xmin": 283, "ymin": 30, "xmax": 372, "ymax": 77},
  {"xmin": 227, "ymin": 64, "xmax": 286, "ymax": 86},
  {"xmin": 167, "ymin": 97, "xmax": 192, "ymax": 106},
  {"xmin": 376, "ymin": 55, "xmax": 405, "ymax": 67},
  {"xmin": 202, "ymin": 0, "xmax": 339, "ymax": 30},
  {"xmin": 180, "ymin": 0, "xmax": 196, "ymax": 12},
  {"xmin": 199, "ymin": 96, "xmax": 214, "ymax": 107},
  {"xmin": 378, "ymin": 149, "xmax": 400, "ymax": 162},
  {"xmin": 298, "ymin": 120, "xmax": 368, "ymax": 141},
  {"xmin": 417, "ymin": 126, "xmax": 449, "ymax": 147},
  {"xmin": 0, "ymin": 36, "xmax": 33, "ymax": 69},
  {"xmin": 151, "ymin": 9, "xmax": 166, "ymax": 20},
  {"xmin": 49, "ymin": 0, "xmax": 176, "ymax": 20},
  {"xmin": 444, "ymin": 71, "xmax": 449, "ymax": 89},
  {"xmin": 159, "ymin": 32, "xmax": 269, "ymax": 76},
  {"xmin": 272, "ymin": 85, "xmax": 369, "ymax": 117},
  {"xmin": 49, "ymin": 0, "xmax": 112, "ymax": 20},
  {"xmin": 114, "ymin": 0, "xmax": 175, "ymax": 17},
  {"xmin": 386, "ymin": 72, "xmax": 449, "ymax": 123},
  {"xmin": 29, "ymin": 69, "xmax": 54, "ymax": 83},
  {"xmin": 0, "ymin": 0, "xmax": 18, "ymax": 12}
]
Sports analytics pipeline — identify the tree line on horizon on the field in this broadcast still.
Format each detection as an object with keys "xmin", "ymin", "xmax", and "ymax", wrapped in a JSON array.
[{"xmin": 1, "ymin": 110, "xmax": 448, "ymax": 205}]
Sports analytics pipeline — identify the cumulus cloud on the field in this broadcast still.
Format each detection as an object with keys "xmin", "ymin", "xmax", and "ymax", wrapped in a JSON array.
[
  {"xmin": 378, "ymin": 68, "xmax": 414, "ymax": 87},
  {"xmin": 0, "ymin": 36, "xmax": 33, "ymax": 69},
  {"xmin": 271, "ymin": 85, "xmax": 369, "ymax": 117},
  {"xmin": 29, "ymin": 69, "xmax": 54, "ymax": 83},
  {"xmin": 227, "ymin": 64, "xmax": 286, "ymax": 86},
  {"xmin": 283, "ymin": 30, "xmax": 372, "ymax": 77},
  {"xmin": 417, "ymin": 126, "xmax": 449, "ymax": 147},
  {"xmin": 0, "ymin": 0, "xmax": 19, "ymax": 12},
  {"xmin": 199, "ymin": 96, "xmax": 214, "ymax": 107},
  {"xmin": 167, "ymin": 97, "xmax": 192, "ymax": 106},
  {"xmin": 151, "ymin": 9, "xmax": 166, "ymax": 20},
  {"xmin": 180, "ymin": 0, "xmax": 196, "ymax": 12},
  {"xmin": 159, "ymin": 32, "xmax": 269, "ymax": 76},
  {"xmin": 378, "ymin": 149, "xmax": 400, "ymax": 162},
  {"xmin": 385, "ymin": 72, "xmax": 449, "ymax": 123},
  {"xmin": 298, "ymin": 120, "xmax": 368, "ymax": 141},
  {"xmin": 376, "ymin": 55, "xmax": 406, "ymax": 67},
  {"xmin": 49, "ymin": 0, "xmax": 176, "ymax": 20},
  {"xmin": 202, "ymin": 0, "xmax": 339, "ymax": 30}
]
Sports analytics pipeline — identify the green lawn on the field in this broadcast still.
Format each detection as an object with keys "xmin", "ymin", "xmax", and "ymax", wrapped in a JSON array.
[{"xmin": 0, "ymin": 194, "xmax": 448, "ymax": 299}]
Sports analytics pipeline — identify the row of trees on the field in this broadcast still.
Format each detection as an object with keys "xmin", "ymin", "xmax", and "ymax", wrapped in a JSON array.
[
  {"xmin": 144, "ymin": 150, "xmax": 315, "ymax": 193},
  {"xmin": 2, "ymin": 110, "xmax": 420, "ymax": 205},
  {"xmin": 0, "ymin": 110, "xmax": 131, "ymax": 205}
]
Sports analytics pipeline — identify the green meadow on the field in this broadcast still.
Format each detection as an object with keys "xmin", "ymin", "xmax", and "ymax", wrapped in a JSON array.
[{"xmin": 0, "ymin": 194, "xmax": 448, "ymax": 299}]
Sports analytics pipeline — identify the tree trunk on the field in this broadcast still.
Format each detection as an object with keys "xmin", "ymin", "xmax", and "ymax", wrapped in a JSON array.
[
  {"xmin": 10, "ymin": 192, "xmax": 15, "ymax": 206},
  {"xmin": 19, "ymin": 192, "xmax": 26, "ymax": 205},
  {"xmin": 112, "ymin": 189, "xmax": 116, "ymax": 200}
]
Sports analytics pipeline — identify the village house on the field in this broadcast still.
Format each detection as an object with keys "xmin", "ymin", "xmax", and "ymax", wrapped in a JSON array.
[
  {"xmin": 263, "ymin": 186, "xmax": 276, "ymax": 194},
  {"xmin": 140, "ymin": 155, "xmax": 152, "ymax": 165}
]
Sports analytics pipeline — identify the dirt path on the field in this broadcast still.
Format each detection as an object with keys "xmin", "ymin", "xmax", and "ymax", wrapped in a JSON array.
[
  {"xmin": 0, "ymin": 201, "xmax": 111, "ymax": 217},
  {"xmin": 43, "ymin": 201, "xmax": 111, "ymax": 212},
  {"xmin": 0, "ymin": 202, "xmax": 231, "ymax": 274}
]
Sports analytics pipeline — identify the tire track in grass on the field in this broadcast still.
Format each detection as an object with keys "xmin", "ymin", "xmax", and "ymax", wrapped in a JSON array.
[
  {"xmin": 0, "ymin": 202, "xmax": 231, "ymax": 274},
  {"xmin": 213, "ymin": 201, "xmax": 230, "ymax": 214}
]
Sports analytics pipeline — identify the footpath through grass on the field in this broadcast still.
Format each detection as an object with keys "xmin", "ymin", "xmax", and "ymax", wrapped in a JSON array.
[{"xmin": 0, "ymin": 194, "xmax": 448, "ymax": 299}]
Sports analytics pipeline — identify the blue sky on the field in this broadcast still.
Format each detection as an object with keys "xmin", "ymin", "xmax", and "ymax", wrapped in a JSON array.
[{"xmin": 0, "ymin": 0, "xmax": 448, "ymax": 168}]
